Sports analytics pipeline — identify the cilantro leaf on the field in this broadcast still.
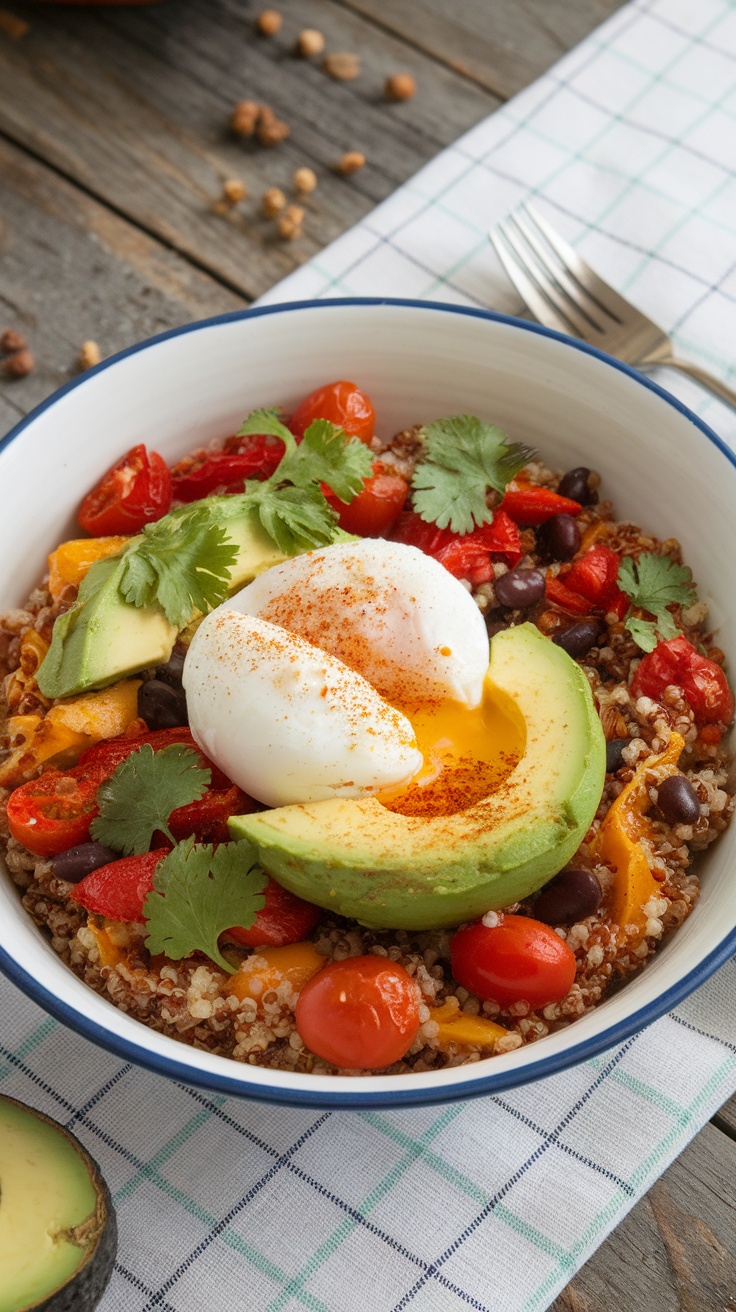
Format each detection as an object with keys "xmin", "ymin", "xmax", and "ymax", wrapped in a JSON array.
[
  {"xmin": 142, "ymin": 836, "xmax": 267, "ymax": 974},
  {"xmin": 90, "ymin": 744, "xmax": 211, "ymax": 855},
  {"xmin": 119, "ymin": 510, "xmax": 239, "ymax": 627},
  {"xmin": 246, "ymin": 483, "xmax": 340, "ymax": 553},
  {"xmin": 236, "ymin": 407, "xmax": 297, "ymax": 454},
  {"xmin": 411, "ymin": 415, "xmax": 535, "ymax": 534},
  {"xmin": 618, "ymin": 552, "xmax": 697, "ymax": 652},
  {"xmin": 277, "ymin": 418, "xmax": 372, "ymax": 502}
]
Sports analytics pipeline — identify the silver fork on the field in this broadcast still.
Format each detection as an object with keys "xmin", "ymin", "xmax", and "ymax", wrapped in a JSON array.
[{"xmin": 489, "ymin": 204, "xmax": 736, "ymax": 412}]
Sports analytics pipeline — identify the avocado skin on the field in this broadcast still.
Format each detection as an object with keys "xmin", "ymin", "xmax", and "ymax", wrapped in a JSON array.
[
  {"xmin": 0, "ymin": 1095, "xmax": 117, "ymax": 1312},
  {"xmin": 230, "ymin": 624, "xmax": 606, "ymax": 930}
]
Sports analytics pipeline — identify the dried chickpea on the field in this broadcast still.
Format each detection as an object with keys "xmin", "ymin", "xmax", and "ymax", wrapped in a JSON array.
[
  {"xmin": 296, "ymin": 28, "xmax": 325, "ymax": 57},
  {"xmin": 222, "ymin": 178, "xmax": 248, "ymax": 205},
  {"xmin": 262, "ymin": 186, "xmax": 286, "ymax": 218},
  {"xmin": 335, "ymin": 150, "xmax": 365, "ymax": 174},
  {"xmin": 385, "ymin": 73, "xmax": 417, "ymax": 101},
  {"xmin": 256, "ymin": 9, "xmax": 282, "ymax": 35},
  {"xmin": 323, "ymin": 51, "xmax": 360, "ymax": 80},
  {"xmin": 277, "ymin": 204, "xmax": 304, "ymax": 239},
  {"xmin": 0, "ymin": 328, "xmax": 27, "ymax": 354},
  {"xmin": 78, "ymin": 340, "xmax": 101, "ymax": 371},
  {"xmin": 231, "ymin": 99, "xmax": 260, "ymax": 137},
  {"xmin": 4, "ymin": 349, "xmax": 35, "ymax": 379},
  {"xmin": 293, "ymin": 166, "xmax": 317, "ymax": 195},
  {"xmin": 256, "ymin": 106, "xmax": 290, "ymax": 146}
]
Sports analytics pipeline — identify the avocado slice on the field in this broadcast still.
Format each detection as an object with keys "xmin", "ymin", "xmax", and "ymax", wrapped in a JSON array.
[
  {"xmin": 37, "ymin": 505, "xmax": 296, "ymax": 700},
  {"xmin": 0, "ymin": 1095, "xmax": 117, "ymax": 1312},
  {"xmin": 229, "ymin": 624, "xmax": 606, "ymax": 929}
]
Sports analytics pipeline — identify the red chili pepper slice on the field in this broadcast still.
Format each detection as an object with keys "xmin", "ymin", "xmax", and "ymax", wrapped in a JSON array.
[
  {"xmin": 170, "ymin": 434, "xmax": 285, "ymax": 502},
  {"xmin": 78, "ymin": 444, "xmax": 172, "ymax": 536},
  {"xmin": 390, "ymin": 509, "xmax": 522, "ymax": 584},
  {"xmin": 227, "ymin": 877, "xmax": 323, "ymax": 948},
  {"xmin": 72, "ymin": 850, "xmax": 168, "ymax": 923},
  {"xmin": 631, "ymin": 635, "xmax": 734, "ymax": 733},
  {"xmin": 6, "ymin": 767, "xmax": 100, "ymax": 858},
  {"xmin": 324, "ymin": 462, "xmax": 409, "ymax": 537},
  {"xmin": 500, "ymin": 484, "xmax": 582, "ymax": 526}
]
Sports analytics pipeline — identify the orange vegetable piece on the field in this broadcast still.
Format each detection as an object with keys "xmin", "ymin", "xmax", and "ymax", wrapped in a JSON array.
[
  {"xmin": 225, "ymin": 942, "xmax": 325, "ymax": 1006},
  {"xmin": 0, "ymin": 679, "xmax": 142, "ymax": 785},
  {"xmin": 593, "ymin": 732, "xmax": 684, "ymax": 938},
  {"xmin": 428, "ymin": 1001, "xmax": 509, "ymax": 1050},
  {"xmin": 48, "ymin": 536, "xmax": 129, "ymax": 600}
]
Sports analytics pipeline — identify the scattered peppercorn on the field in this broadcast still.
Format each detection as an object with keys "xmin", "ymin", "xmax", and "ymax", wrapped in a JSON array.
[
  {"xmin": 293, "ymin": 166, "xmax": 317, "ymax": 195},
  {"xmin": 78, "ymin": 340, "xmax": 101, "ymax": 371},
  {"xmin": 222, "ymin": 178, "xmax": 248, "ymax": 205},
  {"xmin": 256, "ymin": 106, "xmax": 290, "ymax": 146},
  {"xmin": 4, "ymin": 348, "xmax": 35, "ymax": 379},
  {"xmin": 262, "ymin": 186, "xmax": 286, "ymax": 218},
  {"xmin": 385, "ymin": 72, "xmax": 417, "ymax": 101},
  {"xmin": 296, "ymin": 27, "xmax": 325, "ymax": 57},
  {"xmin": 0, "ymin": 328, "xmax": 27, "ymax": 354},
  {"xmin": 230, "ymin": 99, "xmax": 260, "ymax": 137},
  {"xmin": 256, "ymin": 9, "xmax": 282, "ymax": 36},
  {"xmin": 277, "ymin": 204, "xmax": 304, "ymax": 240},
  {"xmin": 323, "ymin": 51, "xmax": 360, "ymax": 80},
  {"xmin": 335, "ymin": 150, "xmax": 365, "ymax": 174}
]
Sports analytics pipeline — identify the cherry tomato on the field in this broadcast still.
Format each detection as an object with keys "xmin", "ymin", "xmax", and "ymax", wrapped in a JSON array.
[
  {"xmin": 171, "ymin": 433, "xmax": 285, "ymax": 502},
  {"xmin": 295, "ymin": 955, "xmax": 420, "ymax": 1069},
  {"xmin": 289, "ymin": 381, "xmax": 375, "ymax": 446},
  {"xmin": 227, "ymin": 877, "xmax": 322, "ymax": 948},
  {"xmin": 72, "ymin": 849, "xmax": 168, "ymax": 922},
  {"xmin": 562, "ymin": 545, "xmax": 628, "ymax": 619},
  {"xmin": 78, "ymin": 444, "xmax": 172, "ymax": 536},
  {"xmin": 450, "ymin": 915, "xmax": 577, "ymax": 1009},
  {"xmin": 6, "ymin": 767, "xmax": 100, "ymax": 858},
  {"xmin": 500, "ymin": 484, "xmax": 582, "ymax": 526},
  {"xmin": 391, "ymin": 509, "xmax": 522, "ymax": 584},
  {"xmin": 326, "ymin": 463, "xmax": 409, "ymax": 537},
  {"xmin": 631, "ymin": 635, "xmax": 734, "ymax": 734}
]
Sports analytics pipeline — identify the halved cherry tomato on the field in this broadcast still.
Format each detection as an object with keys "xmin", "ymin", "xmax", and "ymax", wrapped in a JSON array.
[
  {"xmin": 562, "ymin": 544, "xmax": 628, "ymax": 618},
  {"xmin": 72, "ymin": 849, "xmax": 168, "ymax": 923},
  {"xmin": 500, "ymin": 484, "xmax": 582, "ymax": 526},
  {"xmin": 295, "ymin": 956, "xmax": 420, "ymax": 1069},
  {"xmin": 289, "ymin": 381, "xmax": 375, "ymax": 446},
  {"xmin": 169, "ymin": 784, "xmax": 255, "ymax": 845},
  {"xmin": 227, "ymin": 877, "xmax": 322, "ymax": 948},
  {"xmin": 391, "ymin": 508, "xmax": 523, "ymax": 584},
  {"xmin": 450, "ymin": 915, "xmax": 577, "ymax": 1009},
  {"xmin": 631, "ymin": 635, "xmax": 734, "ymax": 733},
  {"xmin": 170, "ymin": 433, "xmax": 285, "ymax": 502},
  {"xmin": 6, "ymin": 767, "xmax": 100, "ymax": 858},
  {"xmin": 325, "ymin": 463, "xmax": 409, "ymax": 537},
  {"xmin": 78, "ymin": 444, "xmax": 172, "ymax": 536}
]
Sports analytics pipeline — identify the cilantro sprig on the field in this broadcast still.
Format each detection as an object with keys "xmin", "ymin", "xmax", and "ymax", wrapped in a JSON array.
[
  {"xmin": 618, "ymin": 552, "xmax": 697, "ymax": 652},
  {"xmin": 119, "ymin": 511, "xmax": 239, "ymax": 628},
  {"xmin": 90, "ymin": 744, "xmax": 211, "ymax": 854},
  {"xmin": 143, "ymin": 836, "xmax": 267, "ymax": 974},
  {"xmin": 411, "ymin": 415, "xmax": 535, "ymax": 534}
]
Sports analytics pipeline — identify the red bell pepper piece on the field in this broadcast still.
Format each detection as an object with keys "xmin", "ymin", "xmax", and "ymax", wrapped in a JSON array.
[
  {"xmin": 390, "ymin": 509, "xmax": 522, "ymax": 584},
  {"xmin": 169, "ymin": 784, "xmax": 255, "ymax": 845},
  {"xmin": 631, "ymin": 635, "xmax": 734, "ymax": 732},
  {"xmin": 79, "ymin": 727, "xmax": 231, "ymax": 790},
  {"xmin": 170, "ymin": 433, "xmax": 285, "ymax": 503},
  {"xmin": 544, "ymin": 576, "xmax": 592, "ymax": 615},
  {"xmin": 227, "ymin": 877, "xmax": 322, "ymax": 948},
  {"xmin": 72, "ymin": 849, "xmax": 168, "ymax": 923},
  {"xmin": 500, "ymin": 484, "xmax": 582, "ymax": 526},
  {"xmin": 548, "ymin": 545, "xmax": 628, "ymax": 619}
]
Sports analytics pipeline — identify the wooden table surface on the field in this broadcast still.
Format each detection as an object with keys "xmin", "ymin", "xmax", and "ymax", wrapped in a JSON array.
[{"xmin": 1, "ymin": 2, "xmax": 735, "ymax": 1306}]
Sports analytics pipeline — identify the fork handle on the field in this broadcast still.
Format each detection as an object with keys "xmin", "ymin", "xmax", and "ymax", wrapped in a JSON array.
[{"xmin": 652, "ymin": 356, "xmax": 736, "ymax": 413}]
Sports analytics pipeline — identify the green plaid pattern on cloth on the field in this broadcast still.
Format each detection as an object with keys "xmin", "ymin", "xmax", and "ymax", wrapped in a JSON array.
[{"xmin": 3, "ymin": 0, "xmax": 736, "ymax": 1307}]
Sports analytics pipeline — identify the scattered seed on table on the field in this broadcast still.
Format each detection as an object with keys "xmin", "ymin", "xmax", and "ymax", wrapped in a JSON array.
[
  {"xmin": 296, "ymin": 28, "xmax": 325, "ymax": 57},
  {"xmin": 293, "ymin": 166, "xmax": 317, "ymax": 195},
  {"xmin": 262, "ymin": 186, "xmax": 286, "ymax": 217},
  {"xmin": 323, "ymin": 51, "xmax": 360, "ymax": 80},
  {"xmin": 78, "ymin": 340, "xmax": 101, "ymax": 371},
  {"xmin": 4, "ymin": 349, "xmax": 35, "ymax": 378},
  {"xmin": 222, "ymin": 178, "xmax": 248, "ymax": 206},
  {"xmin": 0, "ymin": 328, "xmax": 27, "ymax": 354},
  {"xmin": 256, "ymin": 9, "xmax": 282, "ymax": 36},
  {"xmin": 277, "ymin": 204, "xmax": 304, "ymax": 239},
  {"xmin": 231, "ymin": 100, "xmax": 260, "ymax": 137},
  {"xmin": 385, "ymin": 73, "xmax": 417, "ymax": 101},
  {"xmin": 335, "ymin": 150, "xmax": 365, "ymax": 174},
  {"xmin": 256, "ymin": 107, "xmax": 290, "ymax": 146}
]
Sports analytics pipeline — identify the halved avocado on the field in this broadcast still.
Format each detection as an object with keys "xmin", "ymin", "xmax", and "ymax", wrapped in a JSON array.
[
  {"xmin": 229, "ymin": 623, "xmax": 606, "ymax": 929},
  {"xmin": 0, "ymin": 1095, "xmax": 117, "ymax": 1312}
]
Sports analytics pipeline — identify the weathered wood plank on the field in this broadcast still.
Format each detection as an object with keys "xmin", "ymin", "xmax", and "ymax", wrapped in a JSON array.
[
  {"xmin": 551, "ymin": 1121, "xmax": 736, "ymax": 1311},
  {"xmin": 0, "ymin": 0, "xmax": 496, "ymax": 299},
  {"xmin": 0, "ymin": 134, "xmax": 243, "ymax": 427},
  {"xmin": 713, "ymin": 1095, "xmax": 736, "ymax": 1138},
  {"xmin": 336, "ymin": 0, "xmax": 624, "ymax": 100}
]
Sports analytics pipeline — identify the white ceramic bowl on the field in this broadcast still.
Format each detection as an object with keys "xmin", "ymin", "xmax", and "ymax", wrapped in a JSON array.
[{"xmin": 1, "ymin": 299, "xmax": 735, "ymax": 1109}]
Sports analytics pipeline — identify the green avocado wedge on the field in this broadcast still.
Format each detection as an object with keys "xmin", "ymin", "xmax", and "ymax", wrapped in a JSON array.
[{"xmin": 229, "ymin": 624, "xmax": 606, "ymax": 930}]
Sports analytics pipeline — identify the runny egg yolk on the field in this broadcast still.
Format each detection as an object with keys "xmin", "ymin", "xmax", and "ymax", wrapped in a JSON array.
[{"xmin": 376, "ymin": 682, "xmax": 526, "ymax": 817}]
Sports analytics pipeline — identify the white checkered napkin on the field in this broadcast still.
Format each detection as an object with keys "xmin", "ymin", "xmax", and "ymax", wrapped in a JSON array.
[{"xmin": 3, "ymin": 1, "xmax": 736, "ymax": 1310}]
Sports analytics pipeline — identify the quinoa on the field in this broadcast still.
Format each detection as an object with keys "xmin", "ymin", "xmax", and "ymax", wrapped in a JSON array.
[{"xmin": 1, "ymin": 441, "xmax": 732, "ymax": 1077}]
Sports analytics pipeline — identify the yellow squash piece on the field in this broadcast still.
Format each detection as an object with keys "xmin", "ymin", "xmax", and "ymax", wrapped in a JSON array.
[
  {"xmin": 48, "ymin": 537, "xmax": 129, "ymax": 600},
  {"xmin": 593, "ymin": 732, "xmax": 684, "ymax": 938},
  {"xmin": 225, "ymin": 942, "xmax": 325, "ymax": 1006},
  {"xmin": 428, "ymin": 1001, "xmax": 509, "ymax": 1050},
  {"xmin": 0, "ymin": 679, "xmax": 142, "ymax": 786}
]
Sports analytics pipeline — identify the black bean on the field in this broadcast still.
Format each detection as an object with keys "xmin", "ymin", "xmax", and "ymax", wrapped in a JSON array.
[
  {"xmin": 538, "ymin": 513, "xmax": 581, "ymax": 562},
  {"xmin": 52, "ymin": 842, "xmax": 119, "ymax": 884},
  {"xmin": 494, "ymin": 567, "xmax": 546, "ymax": 610},
  {"xmin": 557, "ymin": 466, "xmax": 597, "ymax": 505},
  {"xmin": 552, "ymin": 619, "xmax": 602, "ymax": 660},
  {"xmin": 138, "ymin": 678, "xmax": 188, "ymax": 730},
  {"xmin": 605, "ymin": 738, "xmax": 630, "ymax": 773},
  {"xmin": 657, "ymin": 773, "xmax": 701, "ymax": 825},
  {"xmin": 534, "ymin": 868, "xmax": 603, "ymax": 925},
  {"xmin": 155, "ymin": 650, "xmax": 186, "ymax": 688}
]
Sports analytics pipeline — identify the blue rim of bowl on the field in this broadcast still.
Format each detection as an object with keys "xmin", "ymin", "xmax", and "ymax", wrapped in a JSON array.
[{"xmin": 1, "ymin": 296, "xmax": 735, "ymax": 1109}]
